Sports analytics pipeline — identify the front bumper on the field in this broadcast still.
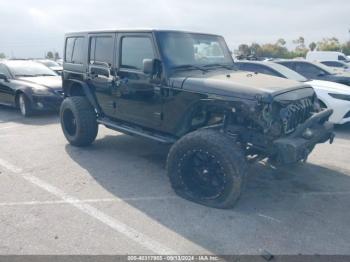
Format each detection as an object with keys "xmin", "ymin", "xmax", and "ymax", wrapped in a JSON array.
[
  {"xmin": 273, "ymin": 109, "xmax": 335, "ymax": 164},
  {"xmin": 32, "ymin": 94, "xmax": 63, "ymax": 111}
]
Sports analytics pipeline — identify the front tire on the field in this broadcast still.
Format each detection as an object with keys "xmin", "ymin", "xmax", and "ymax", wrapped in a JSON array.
[
  {"xmin": 167, "ymin": 129, "xmax": 247, "ymax": 209},
  {"xmin": 60, "ymin": 97, "xmax": 98, "ymax": 147},
  {"xmin": 18, "ymin": 93, "xmax": 33, "ymax": 117}
]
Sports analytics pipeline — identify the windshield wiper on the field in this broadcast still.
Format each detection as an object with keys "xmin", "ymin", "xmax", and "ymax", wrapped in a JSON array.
[
  {"xmin": 171, "ymin": 64, "xmax": 208, "ymax": 73},
  {"xmin": 203, "ymin": 63, "xmax": 236, "ymax": 70},
  {"xmin": 34, "ymin": 74, "xmax": 56, "ymax": 77}
]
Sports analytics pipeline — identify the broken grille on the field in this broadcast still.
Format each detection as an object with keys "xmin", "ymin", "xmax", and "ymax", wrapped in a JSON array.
[{"xmin": 280, "ymin": 98, "xmax": 313, "ymax": 134}]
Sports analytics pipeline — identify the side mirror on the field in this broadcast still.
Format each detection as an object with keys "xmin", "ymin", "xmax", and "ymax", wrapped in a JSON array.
[
  {"xmin": 143, "ymin": 58, "xmax": 162, "ymax": 76},
  {"xmin": 143, "ymin": 59, "xmax": 155, "ymax": 75},
  {"xmin": 90, "ymin": 66, "xmax": 110, "ymax": 78},
  {"xmin": 0, "ymin": 73, "xmax": 9, "ymax": 82}
]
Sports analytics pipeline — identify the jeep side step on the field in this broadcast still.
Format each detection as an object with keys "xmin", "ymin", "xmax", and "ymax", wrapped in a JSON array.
[{"xmin": 97, "ymin": 118, "xmax": 177, "ymax": 144}]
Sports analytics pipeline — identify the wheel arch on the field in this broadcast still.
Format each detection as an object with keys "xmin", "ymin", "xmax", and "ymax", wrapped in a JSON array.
[
  {"xmin": 14, "ymin": 89, "xmax": 33, "ymax": 107},
  {"xmin": 63, "ymin": 79, "xmax": 102, "ymax": 115},
  {"xmin": 175, "ymin": 99, "xmax": 234, "ymax": 137}
]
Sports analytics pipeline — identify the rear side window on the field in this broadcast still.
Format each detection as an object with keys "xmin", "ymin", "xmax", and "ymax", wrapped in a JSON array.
[
  {"xmin": 65, "ymin": 37, "xmax": 85, "ymax": 64},
  {"xmin": 89, "ymin": 36, "xmax": 114, "ymax": 65},
  {"xmin": 121, "ymin": 37, "xmax": 154, "ymax": 70},
  {"xmin": 322, "ymin": 61, "xmax": 342, "ymax": 67}
]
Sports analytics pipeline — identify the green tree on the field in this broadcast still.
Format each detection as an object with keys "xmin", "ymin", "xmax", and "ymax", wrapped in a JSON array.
[
  {"xmin": 292, "ymin": 37, "xmax": 308, "ymax": 57},
  {"xmin": 250, "ymin": 43, "xmax": 262, "ymax": 56},
  {"xmin": 54, "ymin": 52, "xmax": 60, "ymax": 60},
  {"xmin": 309, "ymin": 42, "xmax": 317, "ymax": 51},
  {"xmin": 276, "ymin": 38, "xmax": 286, "ymax": 46},
  {"xmin": 46, "ymin": 51, "xmax": 54, "ymax": 59},
  {"xmin": 237, "ymin": 44, "xmax": 251, "ymax": 56},
  {"xmin": 341, "ymin": 41, "xmax": 350, "ymax": 55},
  {"xmin": 0, "ymin": 53, "xmax": 5, "ymax": 59},
  {"xmin": 317, "ymin": 37, "xmax": 341, "ymax": 51}
]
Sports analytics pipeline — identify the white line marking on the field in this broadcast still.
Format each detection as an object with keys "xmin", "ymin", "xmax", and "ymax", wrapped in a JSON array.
[
  {"xmin": 21, "ymin": 173, "xmax": 176, "ymax": 254},
  {"xmin": 0, "ymin": 196, "xmax": 178, "ymax": 207},
  {"xmin": 0, "ymin": 158, "xmax": 176, "ymax": 254},
  {"xmin": 0, "ymin": 158, "xmax": 22, "ymax": 174},
  {"xmin": 258, "ymin": 213, "xmax": 282, "ymax": 223}
]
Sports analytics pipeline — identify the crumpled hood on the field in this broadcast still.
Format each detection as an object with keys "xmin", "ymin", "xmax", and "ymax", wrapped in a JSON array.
[
  {"xmin": 308, "ymin": 79, "xmax": 350, "ymax": 94},
  {"xmin": 170, "ymin": 71, "xmax": 313, "ymax": 100},
  {"xmin": 17, "ymin": 76, "xmax": 62, "ymax": 90}
]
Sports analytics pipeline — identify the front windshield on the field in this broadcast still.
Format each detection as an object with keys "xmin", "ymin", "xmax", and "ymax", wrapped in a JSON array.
[
  {"xmin": 157, "ymin": 32, "xmax": 234, "ymax": 68},
  {"xmin": 268, "ymin": 62, "xmax": 308, "ymax": 82},
  {"xmin": 7, "ymin": 61, "xmax": 57, "ymax": 77}
]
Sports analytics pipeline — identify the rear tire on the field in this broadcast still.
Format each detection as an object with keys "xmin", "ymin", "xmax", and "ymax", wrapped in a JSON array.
[
  {"xmin": 18, "ymin": 93, "xmax": 33, "ymax": 117},
  {"xmin": 60, "ymin": 97, "xmax": 98, "ymax": 147},
  {"xmin": 167, "ymin": 129, "xmax": 247, "ymax": 209}
]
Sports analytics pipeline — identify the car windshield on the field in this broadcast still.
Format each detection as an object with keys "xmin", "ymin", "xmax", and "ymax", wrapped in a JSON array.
[
  {"xmin": 268, "ymin": 62, "xmax": 308, "ymax": 82},
  {"xmin": 157, "ymin": 32, "xmax": 234, "ymax": 69},
  {"xmin": 7, "ymin": 61, "xmax": 57, "ymax": 77}
]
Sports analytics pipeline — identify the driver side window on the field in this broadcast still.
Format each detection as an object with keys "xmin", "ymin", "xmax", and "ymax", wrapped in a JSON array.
[{"xmin": 120, "ymin": 37, "xmax": 155, "ymax": 70}]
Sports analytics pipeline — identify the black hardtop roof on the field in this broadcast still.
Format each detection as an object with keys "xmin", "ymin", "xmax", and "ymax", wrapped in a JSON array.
[{"xmin": 64, "ymin": 29, "xmax": 221, "ymax": 37}]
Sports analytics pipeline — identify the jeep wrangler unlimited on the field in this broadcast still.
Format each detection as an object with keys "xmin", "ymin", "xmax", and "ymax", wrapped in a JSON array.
[{"xmin": 60, "ymin": 30, "xmax": 335, "ymax": 208}]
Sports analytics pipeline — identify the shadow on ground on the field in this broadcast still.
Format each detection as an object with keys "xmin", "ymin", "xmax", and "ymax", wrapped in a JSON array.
[
  {"xmin": 65, "ymin": 133, "xmax": 350, "ymax": 254},
  {"xmin": 0, "ymin": 105, "xmax": 59, "ymax": 126}
]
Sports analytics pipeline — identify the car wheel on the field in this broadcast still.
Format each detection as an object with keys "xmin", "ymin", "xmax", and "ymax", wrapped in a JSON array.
[
  {"xmin": 167, "ymin": 129, "xmax": 247, "ymax": 209},
  {"xmin": 18, "ymin": 93, "xmax": 33, "ymax": 117},
  {"xmin": 60, "ymin": 96, "xmax": 98, "ymax": 147}
]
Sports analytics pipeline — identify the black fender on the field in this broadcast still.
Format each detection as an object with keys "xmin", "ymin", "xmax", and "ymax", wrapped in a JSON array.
[{"xmin": 64, "ymin": 79, "xmax": 102, "ymax": 115}]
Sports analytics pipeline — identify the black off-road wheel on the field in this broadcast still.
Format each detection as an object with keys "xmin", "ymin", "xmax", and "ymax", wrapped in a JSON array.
[
  {"xmin": 167, "ymin": 129, "xmax": 247, "ymax": 209},
  {"xmin": 60, "ymin": 97, "xmax": 98, "ymax": 147}
]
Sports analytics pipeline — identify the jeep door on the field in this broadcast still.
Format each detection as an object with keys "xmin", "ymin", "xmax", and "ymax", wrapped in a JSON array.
[
  {"xmin": 87, "ymin": 33, "xmax": 116, "ymax": 117},
  {"xmin": 114, "ymin": 33, "xmax": 162, "ymax": 128}
]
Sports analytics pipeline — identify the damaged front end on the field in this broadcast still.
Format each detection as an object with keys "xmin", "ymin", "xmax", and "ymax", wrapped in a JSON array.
[{"xmin": 226, "ymin": 88, "xmax": 335, "ymax": 164}]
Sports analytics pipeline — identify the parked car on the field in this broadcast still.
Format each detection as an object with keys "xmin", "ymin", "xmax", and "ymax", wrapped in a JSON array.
[
  {"xmin": 276, "ymin": 60, "xmax": 350, "ymax": 86},
  {"xmin": 306, "ymin": 51, "xmax": 350, "ymax": 63},
  {"xmin": 35, "ymin": 59, "xmax": 63, "ymax": 75},
  {"xmin": 0, "ymin": 60, "xmax": 64, "ymax": 116},
  {"xmin": 59, "ymin": 29, "xmax": 334, "ymax": 209},
  {"xmin": 320, "ymin": 60, "xmax": 350, "ymax": 73},
  {"xmin": 235, "ymin": 61, "xmax": 350, "ymax": 124}
]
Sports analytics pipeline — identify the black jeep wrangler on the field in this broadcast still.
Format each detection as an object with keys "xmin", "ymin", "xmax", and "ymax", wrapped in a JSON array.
[{"xmin": 60, "ymin": 30, "xmax": 334, "ymax": 208}]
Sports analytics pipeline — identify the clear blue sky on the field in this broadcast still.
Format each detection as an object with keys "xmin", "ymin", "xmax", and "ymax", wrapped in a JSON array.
[{"xmin": 0, "ymin": 0, "xmax": 349, "ymax": 58}]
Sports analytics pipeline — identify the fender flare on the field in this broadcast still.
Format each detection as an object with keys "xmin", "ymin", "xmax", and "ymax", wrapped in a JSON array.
[{"xmin": 65, "ymin": 79, "xmax": 102, "ymax": 115}]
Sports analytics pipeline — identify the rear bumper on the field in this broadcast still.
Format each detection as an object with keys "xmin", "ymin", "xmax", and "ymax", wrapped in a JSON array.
[{"xmin": 273, "ymin": 109, "xmax": 335, "ymax": 164}]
